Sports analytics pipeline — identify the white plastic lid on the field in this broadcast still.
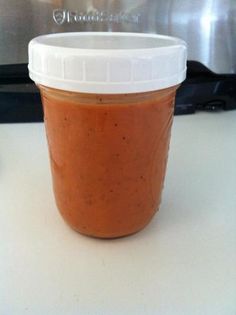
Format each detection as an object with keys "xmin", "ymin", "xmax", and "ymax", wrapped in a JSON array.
[{"xmin": 28, "ymin": 32, "xmax": 187, "ymax": 94}]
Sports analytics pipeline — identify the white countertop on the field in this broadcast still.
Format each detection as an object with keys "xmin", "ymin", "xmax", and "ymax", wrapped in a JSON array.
[{"xmin": 0, "ymin": 112, "xmax": 236, "ymax": 315}]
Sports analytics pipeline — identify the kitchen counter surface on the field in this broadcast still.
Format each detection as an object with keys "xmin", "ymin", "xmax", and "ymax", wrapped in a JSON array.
[{"xmin": 0, "ymin": 112, "xmax": 236, "ymax": 315}]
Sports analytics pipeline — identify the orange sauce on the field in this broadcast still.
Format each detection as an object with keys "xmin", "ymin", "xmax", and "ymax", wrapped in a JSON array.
[{"xmin": 40, "ymin": 85, "xmax": 177, "ymax": 238}]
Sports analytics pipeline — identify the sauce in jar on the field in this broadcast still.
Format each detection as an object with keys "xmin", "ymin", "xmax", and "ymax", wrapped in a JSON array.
[
  {"xmin": 29, "ymin": 32, "xmax": 186, "ymax": 238},
  {"xmin": 40, "ymin": 85, "xmax": 177, "ymax": 238}
]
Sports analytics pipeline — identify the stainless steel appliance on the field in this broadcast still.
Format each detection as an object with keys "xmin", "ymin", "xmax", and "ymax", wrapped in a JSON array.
[{"xmin": 1, "ymin": 0, "xmax": 236, "ymax": 122}]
